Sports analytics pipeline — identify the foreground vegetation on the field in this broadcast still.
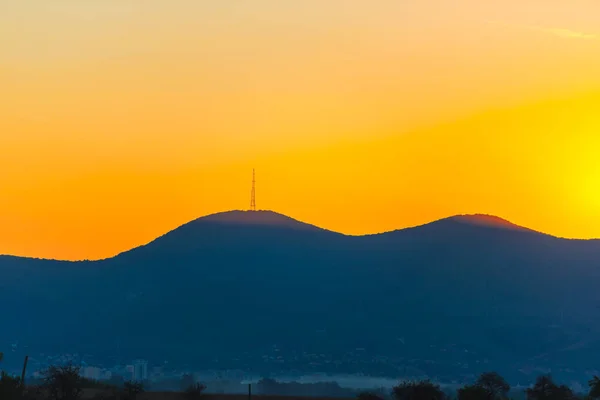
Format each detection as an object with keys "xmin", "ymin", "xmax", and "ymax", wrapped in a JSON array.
[
  {"xmin": 358, "ymin": 372, "xmax": 600, "ymax": 400},
  {"xmin": 1, "ymin": 358, "xmax": 600, "ymax": 400}
]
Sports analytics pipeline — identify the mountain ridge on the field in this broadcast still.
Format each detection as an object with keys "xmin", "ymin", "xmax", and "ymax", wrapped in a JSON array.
[
  {"xmin": 2, "ymin": 209, "xmax": 600, "ymax": 382},
  {"xmin": 0, "ymin": 210, "xmax": 584, "ymax": 262}
]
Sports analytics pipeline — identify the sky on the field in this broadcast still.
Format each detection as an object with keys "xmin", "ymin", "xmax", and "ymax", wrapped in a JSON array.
[{"xmin": 1, "ymin": 0, "xmax": 600, "ymax": 260}]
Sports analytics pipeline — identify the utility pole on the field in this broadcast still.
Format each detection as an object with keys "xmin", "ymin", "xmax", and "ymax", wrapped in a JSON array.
[{"xmin": 21, "ymin": 355, "xmax": 29, "ymax": 385}]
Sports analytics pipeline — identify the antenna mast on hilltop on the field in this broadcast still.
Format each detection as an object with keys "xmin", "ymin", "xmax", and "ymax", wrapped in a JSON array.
[{"xmin": 250, "ymin": 169, "xmax": 256, "ymax": 211}]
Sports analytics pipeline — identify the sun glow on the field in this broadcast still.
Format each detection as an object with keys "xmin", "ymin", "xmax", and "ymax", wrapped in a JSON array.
[{"xmin": 1, "ymin": 1, "xmax": 600, "ymax": 260}]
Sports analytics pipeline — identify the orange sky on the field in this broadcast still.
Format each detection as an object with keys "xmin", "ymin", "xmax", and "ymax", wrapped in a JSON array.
[{"xmin": 1, "ymin": 0, "xmax": 600, "ymax": 260}]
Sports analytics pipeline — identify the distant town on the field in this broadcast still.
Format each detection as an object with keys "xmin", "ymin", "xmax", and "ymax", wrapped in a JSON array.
[{"xmin": 2, "ymin": 345, "xmax": 595, "ymax": 394}]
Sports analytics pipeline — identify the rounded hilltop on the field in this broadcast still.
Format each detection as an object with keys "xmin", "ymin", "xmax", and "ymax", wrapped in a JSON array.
[
  {"xmin": 199, "ymin": 211, "xmax": 537, "ymax": 236},
  {"xmin": 447, "ymin": 213, "xmax": 534, "ymax": 233},
  {"xmin": 197, "ymin": 209, "xmax": 325, "ymax": 232}
]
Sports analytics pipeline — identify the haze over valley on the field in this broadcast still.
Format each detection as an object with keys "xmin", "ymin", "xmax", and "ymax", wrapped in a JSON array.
[
  {"xmin": 2, "ymin": 2, "xmax": 600, "ymax": 397},
  {"xmin": 2, "ymin": 210, "xmax": 600, "ymax": 387}
]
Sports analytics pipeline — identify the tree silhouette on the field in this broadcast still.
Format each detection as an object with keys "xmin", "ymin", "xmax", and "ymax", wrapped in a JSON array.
[
  {"xmin": 476, "ymin": 372, "xmax": 510, "ymax": 400},
  {"xmin": 457, "ymin": 385, "xmax": 490, "ymax": 400},
  {"xmin": 589, "ymin": 376, "xmax": 600, "ymax": 399},
  {"xmin": 358, "ymin": 392, "xmax": 385, "ymax": 400},
  {"xmin": 185, "ymin": 382, "xmax": 207, "ymax": 400},
  {"xmin": 525, "ymin": 375, "xmax": 575, "ymax": 400},
  {"xmin": 122, "ymin": 380, "xmax": 144, "ymax": 400},
  {"xmin": 392, "ymin": 380, "xmax": 446, "ymax": 400},
  {"xmin": 0, "ymin": 371, "xmax": 23, "ymax": 400},
  {"xmin": 42, "ymin": 363, "xmax": 84, "ymax": 400}
]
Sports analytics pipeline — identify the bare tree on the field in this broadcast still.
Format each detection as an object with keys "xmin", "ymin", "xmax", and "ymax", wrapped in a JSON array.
[{"xmin": 42, "ymin": 363, "xmax": 84, "ymax": 400}]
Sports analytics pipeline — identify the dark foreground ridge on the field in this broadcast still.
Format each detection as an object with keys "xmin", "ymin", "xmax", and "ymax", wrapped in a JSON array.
[
  {"xmin": 1, "ymin": 361, "xmax": 595, "ymax": 400},
  {"xmin": 1, "ymin": 210, "xmax": 600, "ymax": 384}
]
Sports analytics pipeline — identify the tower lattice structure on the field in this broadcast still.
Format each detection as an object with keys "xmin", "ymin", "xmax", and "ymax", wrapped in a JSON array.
[{"xmin": 250, "ymin": 169, "xmax": 256, "ymax": 211}]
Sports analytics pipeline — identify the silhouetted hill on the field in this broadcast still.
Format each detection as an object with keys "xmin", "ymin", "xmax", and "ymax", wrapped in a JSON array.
[
  {"xmin": 1, "ymin": 211, "xmax": 600, "ymax": 383},
  {"xmin": 199, "ymin": 210, "xmax": 328, "ymax": 231},
  {"xmin": 446, "ymin": 214, "xmax": 535, "ymax": 232}
]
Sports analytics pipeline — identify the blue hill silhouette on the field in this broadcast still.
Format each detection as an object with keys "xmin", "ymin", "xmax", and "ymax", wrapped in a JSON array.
[{"xmin": 1, "ymin": 210, "xmax": 600, "ymax": 383}]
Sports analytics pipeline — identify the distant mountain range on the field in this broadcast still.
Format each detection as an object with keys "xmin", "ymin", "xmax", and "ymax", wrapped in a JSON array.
[{"xmin": 1, "ymin": 210, "xmax": 600, "ymax": 383}]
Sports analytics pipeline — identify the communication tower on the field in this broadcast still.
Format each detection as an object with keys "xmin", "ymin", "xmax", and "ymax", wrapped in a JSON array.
[{"xmin": 250, "ymin": 169, "xmax": 256, "ymax": 211}]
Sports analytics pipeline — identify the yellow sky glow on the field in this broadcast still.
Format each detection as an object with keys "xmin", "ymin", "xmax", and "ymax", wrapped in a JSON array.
[{"xmin": 1, "ymin": 0, "xmax": 600, "ymax": 260}]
